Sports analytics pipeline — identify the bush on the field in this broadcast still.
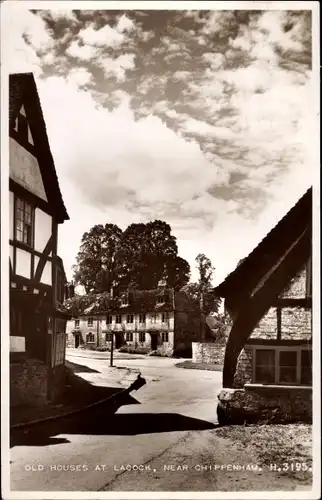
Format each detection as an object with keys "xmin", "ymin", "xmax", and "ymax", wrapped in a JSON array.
[
  {"xmin": 118, "ymin": 345, "xmax": 150, "ymax": 355},
  {"xmin": 95, "ymin": 346, "xmax": 111, "ymax": 352},
  {"xmin": 149, "ymin": 349, "xmax": 173, "ymax": 357}
]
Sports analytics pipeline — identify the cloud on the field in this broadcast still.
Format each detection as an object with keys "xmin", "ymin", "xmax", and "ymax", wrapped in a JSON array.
[
  {"xmin": 66, "ymin": 40, "xmax": 99, "ymax": 60},
  {"xmin": 96, "ymin": 53, "xmax": 136, "ymax": 81},
  {"xmin": 78, "ymin": 24, "xmax": 125, "ymax": 48},
  {"xmin": 66, "ymin": 67, "xmax": 93, "ymax": 87},
  {"xmin": 1, "ymin": 4, "xmax": 54, "ymax": 76}
]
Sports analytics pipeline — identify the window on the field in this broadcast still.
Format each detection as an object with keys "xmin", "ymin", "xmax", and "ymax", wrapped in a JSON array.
[
  {"xmin": 162, "ymin": 313, "xmax": 169, "ymax": 323},
  {"xmin": 86, "ymin": 332, "xmax": 95, "ymax": 343},
  {"xmin": 301, "ymin": 350, "xmax": 312, "ymax": 384},
  {"xmin": 87, "ymin": 317, "xmax": 93, "ymax": 327},
  {"xmin": 106, "ymin": 315, "xmax": 113, "ymax": 325},
  {"xmin": 121, "ymin": 294, "xmax": 129, "ymax": 306},
  {"xmin": 74, "ymin": 319, "xmax": 80, "ymax": 327},
  {"xmin": 139, "ymin": 313, "xmax": 146, "ymax": 324},
  {"xmin": 253, "ymin": 347, "xmax": 312, "ymax": 385},
  {"xmin": 139, "ymin": 332, "xmax": 145, "ymax": 343},
  {"xmin": 127, "ymin": 314, "xmax": 134, "ymax": 324},
  {"xmin": 151, "ymin": 313, "xmax": 157, "ymax": 323},
  {"xmin": 15, "ymin": 197, "xmax": 33, "ymax": 246},
  {"xmin": 116, "ymin": 314, "xmax": 122, "ymax": 324},
  {"xmin": 106, "ymin": 333, "xmax": 113, "ymax": 342},
  {"xmin": 162, "ymin": 332, "xmax": 169, "ymax": 343},
  {"xmin": 156, "ymin": 295, "xmax": 164, "ymax": 304},
  {"xmin": 255, "ymin": 349, "xmax": 276, "ymax": 384},
  {"xmin": 126, "ymin": 332, "xmax": 133, "ymax": 342}
]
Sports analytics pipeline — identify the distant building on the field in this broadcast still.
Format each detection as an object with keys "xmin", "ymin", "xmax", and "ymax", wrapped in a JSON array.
[
  {"xmin": 9, "ymin": 73, "xmax": 70, "ymax": 407},
  {"xmin": 66, "ymin": 286, "xmax": 202, "ymax": 356}
]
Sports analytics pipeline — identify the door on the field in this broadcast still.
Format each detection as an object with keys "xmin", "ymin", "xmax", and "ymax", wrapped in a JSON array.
[
  {"xmin": 75, "ymin": 334, "xmax": 80, "ymax": 348},
  {"xmin": 151, "ymin": 333, "xmax": 158, "ymax": 351}
]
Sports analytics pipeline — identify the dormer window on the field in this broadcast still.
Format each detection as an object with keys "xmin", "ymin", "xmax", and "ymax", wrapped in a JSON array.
[
  {"xmin": 15, "ymin": 197, "xmax": 33, "ymax": 246},
  {"xmin": 156, "ymin": 291, "xmax": 170, "ymax": 305},
  {"xmin": 121, "ymin": 291, "xmax": 133, "ymax": 306}
]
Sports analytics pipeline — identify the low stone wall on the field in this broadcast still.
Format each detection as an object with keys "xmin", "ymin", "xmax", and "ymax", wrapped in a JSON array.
[
  {"xmin": 217, "ymin": 385, "xmax": 312, "ymax": 425},
  {"xmin": 10, "ymin": 358, "xmax": 48, "ymax": 407},
  {"xmin": 192, "ymin": 342, "xmax": 226, "ymax": 365}
]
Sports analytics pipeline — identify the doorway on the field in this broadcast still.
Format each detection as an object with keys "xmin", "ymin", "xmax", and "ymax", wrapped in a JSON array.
[
  {"xmin": 151, "ymin": 333, "xmax": 158, "ymax": 351},
  {"xmin": 75, "ymin": 333, "xmax": 80, "ymax": 348}
]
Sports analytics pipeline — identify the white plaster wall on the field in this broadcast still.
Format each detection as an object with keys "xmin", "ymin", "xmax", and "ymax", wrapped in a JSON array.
[
  {"xmin": 41, "ymin": 261, "xmax": 52, "ymax": 286},
  {"xmin": 15, "ymin": 248, "xmax": 31, "ymax": 279},
  {"xmin": 10, "ymin": 336, "xmax": 26, "ymax": 352},
  {"xmin": 35, "ymin": 208, "xmax": 52, "ymax": 252},
  {"xmin": 9, "ymin": 138, "xmax": 47, "ymax": 201}
]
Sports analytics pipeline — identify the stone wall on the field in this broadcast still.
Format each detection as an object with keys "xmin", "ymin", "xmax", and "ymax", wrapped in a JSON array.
[
  {"xmin": 217, "ymin": 385, "xmax": 312, "ymax": 424},
  {"xmin": 233, "ymin": 346, "xmax": 253, "ymax": 388},
  {"xmin": 50, "ymin": 364, "xmax": 67, "ymax": 402},
  {"xmin": 10, "ymin": 358, "xmax": 48, "ymax": 407},
  {"xmin": 192, "ymin": 342, "xmax": 226, "ymax": 365},
  {"xmin": 251, "ymin": 307, "xmax": 277, "ymax": 339},
  {"xmin": 281, "ymin": 307, "xmax": 311, "ymax": 339}
]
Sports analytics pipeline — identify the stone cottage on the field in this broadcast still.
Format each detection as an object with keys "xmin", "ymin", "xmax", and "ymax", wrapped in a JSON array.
[
  {"xmin": 66, "ymin": 285, "xmax": 201, "ymax": 356},
  {"xmin": 215, "ymin": 188, "xmax": 312, "ymax": 424}
]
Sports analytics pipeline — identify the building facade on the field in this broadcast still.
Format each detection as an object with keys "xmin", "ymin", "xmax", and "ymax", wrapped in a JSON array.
[
  {"xmin": 215, "ymin": 188, "xmax": 312, "ymax": 423},
  {"xmin": 66, "ymin": 287, "xmax": 200, "ymax": 356},
  {"xmin": 9, "ymin": 73, "xmax": 70, "ymax": 407}
]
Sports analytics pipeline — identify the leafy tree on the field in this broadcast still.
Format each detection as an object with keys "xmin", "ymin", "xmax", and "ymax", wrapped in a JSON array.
[
  {"xmin": 115, "ymin": 220, "xmax": 189, "ymax": 290},
  {"xmin": 73, "ymin": 224, "xmax": 123, "ymax": 293},
  {"xmin": 196, "ymin": 253, "xmax": 214, "ymax": 290},
  {"xmin": 73, "ymin": 220, "xmax": 190, "ymax": 293}
]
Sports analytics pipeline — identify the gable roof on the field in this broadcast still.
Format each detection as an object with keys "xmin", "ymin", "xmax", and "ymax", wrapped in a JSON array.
[
  {"xmin": 215, "ymin": 187, "xmax": 312, "ymax": 298},
  {"xmin": 9, "ymin": 73, "xmax": 69, "ymax": 223}
]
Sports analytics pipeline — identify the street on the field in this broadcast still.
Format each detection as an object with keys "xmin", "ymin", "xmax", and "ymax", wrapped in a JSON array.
[{"xmin": 10, "ymin": 351, "xmax": 307, "ymax": 492}]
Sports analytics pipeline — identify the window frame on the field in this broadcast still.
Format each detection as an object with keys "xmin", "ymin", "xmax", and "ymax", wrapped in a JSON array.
[
  {"xmin": 139, "ymin": 332, "xmax": 146, "ymax": 343},
  {"xmin": 162, "ymin": 332, "xmax": 169, "ymax": 343},
  {"xmin": 106, "ymin": 315, "xmax": 113, "ymax": 325},
  {"xmin": 105, "ymin": 333, "xmax": 113, "ymax": 342},
  {"xmin": 87, "ymin": 317, "xmax": 94, "ymax": 327},
  {"xmin": 127, "ymin": 314, "xmax": 134, "ymax": 324},
  {"xmin": 139, "ymin": 313, "xmax": 146, "ymax": 324},
  {"xmin": 126, "ymin": 332, "xmax": 133, "ymax": 342},
  {"xmin": 74, "ymin": 319, "xmax": 80, "ymax": 328},
  {"xmin": 252, "ymin": 345, "xmax": 312, "ymax": 386},
  {"xmin": 15, "ymin": 196, "xmax": 34, "ymax": 247},
  {"xmin": 115, "ymin": 314, "xmax": 122, "ymax": 324},
  {"xmin": 86, "ymin": 332, "xmax": 95, "ymax": 343},
  {"xmin": 162, "ymin": 312, "xmax": 169, "ymax": 323}
]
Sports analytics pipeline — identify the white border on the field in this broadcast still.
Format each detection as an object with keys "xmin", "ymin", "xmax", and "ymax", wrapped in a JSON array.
[{"xmin": 1, "ymin": 2, "xmax": 320, "ymax": 500}]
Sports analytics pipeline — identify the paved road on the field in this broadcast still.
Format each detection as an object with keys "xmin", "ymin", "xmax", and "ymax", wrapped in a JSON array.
[
  {"xmin": 10, "ymin": 352, "xmax": 223, "ymax": 492},
  {"xmin": 9, "ymin": 352, "xmax": 305, "ymax": 492}
]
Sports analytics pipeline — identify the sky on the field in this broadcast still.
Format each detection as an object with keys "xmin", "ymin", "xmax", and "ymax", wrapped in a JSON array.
[{"xmin": 2, "ymin": 2, "xmax": 316, "ymax": 286}]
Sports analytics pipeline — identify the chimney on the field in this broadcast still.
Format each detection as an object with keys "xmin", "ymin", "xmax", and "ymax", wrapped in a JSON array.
[{"xmin": 110, "ymin": 286, "xmax": 114, "ymax": 299}]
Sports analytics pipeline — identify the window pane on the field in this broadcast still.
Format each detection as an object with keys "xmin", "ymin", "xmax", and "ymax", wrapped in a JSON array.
[
  {"xmin": 301, "ymin": 350, "xmax": 312, "ymax": 384},
  {"xmin": 255, "ymin": 350, "xmax": 275, "ymax": 383},
  {"xmin": 279, "ymin": 366, "xmax": 297, "ymax": 383},
  {"xmin": 280, "ymin": 351, "xmax": 297, "ymax": 367}
]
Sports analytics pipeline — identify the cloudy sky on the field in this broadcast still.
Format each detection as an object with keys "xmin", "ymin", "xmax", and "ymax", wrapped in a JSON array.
[{"xmin": 2, "ymin": 3, "xmax": 316, "ymax": 285}]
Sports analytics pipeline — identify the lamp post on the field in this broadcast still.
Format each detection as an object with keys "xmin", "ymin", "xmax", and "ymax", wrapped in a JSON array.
[{"xmin": 110, "ymin": 332, "xmax": 114, "ymax": 367}]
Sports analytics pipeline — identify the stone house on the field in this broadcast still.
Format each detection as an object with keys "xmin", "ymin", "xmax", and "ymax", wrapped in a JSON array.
[
  {"xmin": 9, "ymin": 73, "xmax": 70, "ymax": 407},
  {"xmin": 215, "ymin": 188, "xmax": 312, "ymax": 423},
  {"xmin": 66, "ymin": 286, "xmax": 201, "ymax": 356}
]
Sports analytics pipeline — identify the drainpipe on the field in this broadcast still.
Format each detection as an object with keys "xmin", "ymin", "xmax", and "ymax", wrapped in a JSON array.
[{"xmin": 96, "ymin": 316, "xmax": 100, "ymax": 348}]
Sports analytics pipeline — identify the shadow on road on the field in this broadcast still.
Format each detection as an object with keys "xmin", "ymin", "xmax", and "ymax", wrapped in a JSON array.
[
  {"xmin": 11, "ymin": 409, "xmax": 217, "ymax": 448},
  {"xmin": 65, "ymin": 360, "xmax": 100, "ymax": 374}
]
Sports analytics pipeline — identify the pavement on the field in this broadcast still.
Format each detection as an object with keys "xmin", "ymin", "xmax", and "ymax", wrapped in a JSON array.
[
  {"xmin": 8, "ymin": 350, "xmax": 309, "ymax": 493},
  {"xmin": 10, "ymin": 350, "xmax": 140, "ymax": 428}
]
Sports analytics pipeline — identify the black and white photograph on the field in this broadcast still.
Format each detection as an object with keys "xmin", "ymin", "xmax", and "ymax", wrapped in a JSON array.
[{"xmin": 1, "ymin": 1, "xmax": 320, "ymax": 498}]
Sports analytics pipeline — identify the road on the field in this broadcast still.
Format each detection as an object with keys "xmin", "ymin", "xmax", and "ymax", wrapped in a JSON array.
[{"xmin": 9, "ymin": 351, "xmax": 305, "ymax": 492}]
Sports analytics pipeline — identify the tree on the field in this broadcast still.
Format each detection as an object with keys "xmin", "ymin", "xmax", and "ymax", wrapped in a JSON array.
[
  {"xmin": 73, "ymin": 220, "xmax": 190, "ymax": 293},
  {"xmin": 181, "ymin": 253, "xmax": 221, "ymax": 318},
  {"xmin": 115, "ymin": 220, "xmax": 190, "ymax": 290},
  {"xmin": 73, "ymin": 224, "xmax": 123, "ymax": 293}
]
